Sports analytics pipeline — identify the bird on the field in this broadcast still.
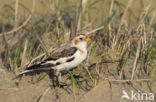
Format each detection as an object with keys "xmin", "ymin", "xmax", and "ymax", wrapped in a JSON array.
[{"xmin": 18, "ymin": 34, "xmax": 91, "ymax": 76}]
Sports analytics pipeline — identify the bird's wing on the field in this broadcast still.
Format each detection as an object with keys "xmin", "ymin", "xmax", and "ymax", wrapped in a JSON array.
[
  {"xmin": 26, "ymin": 44, "xmax": 77, "ymax": 70},
  {"xmin": 43, "ymin": 44, "xmax": 77, "ymax": 62}
]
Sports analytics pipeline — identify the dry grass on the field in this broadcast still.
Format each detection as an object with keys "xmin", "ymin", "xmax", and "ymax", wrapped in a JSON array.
[{"xmin": 0, "ymin": 0, "xmax": 156, "ymax": 99}]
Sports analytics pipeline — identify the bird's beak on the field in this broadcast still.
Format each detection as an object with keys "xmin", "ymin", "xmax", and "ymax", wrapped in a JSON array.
[{"xmin": 85, "ymin": 36, "xmax": 91, "ymax": 42}]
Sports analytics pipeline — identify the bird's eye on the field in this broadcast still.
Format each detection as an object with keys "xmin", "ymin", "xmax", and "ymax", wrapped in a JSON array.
[{"xmin": 79, "ymin": 37, "xmax": 83, "ymax": 40}]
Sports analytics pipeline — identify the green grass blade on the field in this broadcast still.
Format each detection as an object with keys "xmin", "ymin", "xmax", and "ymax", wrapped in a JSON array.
[
  {"xmin": 36, "ymin": 72, "xmax": 47, "ymax": 83},
  {"xmin": 69, "ymin": 71, "xmax": 76, "ymax": 98}
]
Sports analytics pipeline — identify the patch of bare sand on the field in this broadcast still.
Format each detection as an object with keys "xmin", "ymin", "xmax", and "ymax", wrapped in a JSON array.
[{"xmin": 0, "ymin": 58, "xmax": 156, "ymax": 102}]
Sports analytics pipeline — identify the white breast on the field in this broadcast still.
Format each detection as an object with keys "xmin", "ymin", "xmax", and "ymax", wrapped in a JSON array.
[{"xmin": 55, "ymin": 50, "xmax": 87, "ymax": 71}]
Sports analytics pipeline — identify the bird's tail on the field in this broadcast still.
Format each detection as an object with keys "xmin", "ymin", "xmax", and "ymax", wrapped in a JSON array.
[
  {"xmin": 13, "ymin": 70, "xmax": 34, "ymax": 79},
  {"xmin": 13, "ymin": 62, "xmax": 54, "ymax": 79},
  {"xmin": 18, "ymin": 70, "xmax": 34, "ymax": 75},
  {"xmin": 18, "ymin": 62, "xmax": 53, "ymax": 76}
]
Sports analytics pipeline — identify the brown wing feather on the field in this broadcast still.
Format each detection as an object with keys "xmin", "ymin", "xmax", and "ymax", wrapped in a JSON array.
[{"xmin": 43, "ymin": 47, "xmax": 77, "ymax": 62}]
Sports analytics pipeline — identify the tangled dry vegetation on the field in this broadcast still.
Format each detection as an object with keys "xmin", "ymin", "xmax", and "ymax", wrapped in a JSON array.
[{"xmin": 0, "ymin": 0, "xmax": 156, "ymax": 99}]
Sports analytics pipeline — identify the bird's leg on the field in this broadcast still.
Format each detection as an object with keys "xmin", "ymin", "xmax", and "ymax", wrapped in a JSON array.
[
  {"xmin": 54, "ymin": 69, "xmax": 67, "ymax": 87},
  {"xmin": 54, "ymin": 69, "xmax": 60, "ymax": 86},
  {"xmin": 56, "ymin": 75, "xmax": 59, "ymax": 86}
]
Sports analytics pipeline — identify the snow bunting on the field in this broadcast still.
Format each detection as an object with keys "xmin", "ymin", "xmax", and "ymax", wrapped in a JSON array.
[{"xmin": 19, "ymin": 34, "xmax": 90, "ymax": 76}]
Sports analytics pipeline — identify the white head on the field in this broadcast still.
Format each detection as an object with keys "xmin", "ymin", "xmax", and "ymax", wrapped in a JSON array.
[{"xmin": 71, "ymin": 34, "xmax": 90, "ymax": 50}]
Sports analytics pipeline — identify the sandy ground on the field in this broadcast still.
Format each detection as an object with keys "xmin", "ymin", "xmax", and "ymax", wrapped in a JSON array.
[{"xmin": 0, "ymin": 59, "xmax": 156, "ymax": 102}]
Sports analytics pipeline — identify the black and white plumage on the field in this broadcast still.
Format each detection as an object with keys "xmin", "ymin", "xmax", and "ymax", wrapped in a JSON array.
[{"xmin": 19, "ymin": 34, "xmax": 90, "ymax": 76}]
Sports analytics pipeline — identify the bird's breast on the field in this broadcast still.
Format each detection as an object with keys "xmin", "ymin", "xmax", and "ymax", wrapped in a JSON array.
[{"xmin": 55, "ymin": 49, "xmax": 87, "ymax": 71}]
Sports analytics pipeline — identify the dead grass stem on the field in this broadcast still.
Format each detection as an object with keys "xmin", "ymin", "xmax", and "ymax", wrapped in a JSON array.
[{"xmin": 0, "ymin": 0, "xmax": 35, "ymax": 37}]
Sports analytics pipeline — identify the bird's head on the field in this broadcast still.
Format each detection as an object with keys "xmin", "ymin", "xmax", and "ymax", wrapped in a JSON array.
[{"xmin": 71, "ymin": 34, "xmax": 90, "ymax": 49}]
